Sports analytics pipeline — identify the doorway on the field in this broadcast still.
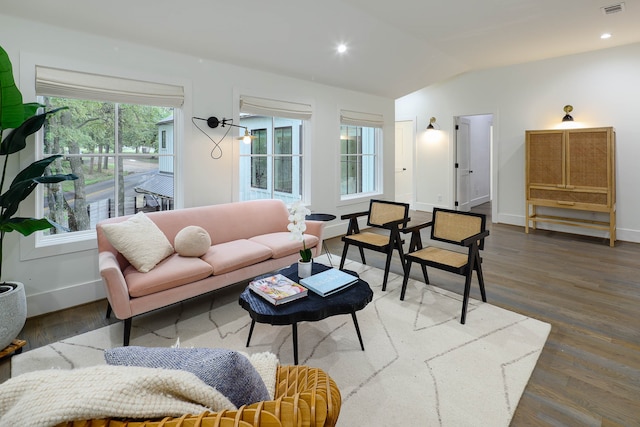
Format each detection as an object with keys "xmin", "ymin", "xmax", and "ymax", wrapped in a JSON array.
[
  {"xmin": 395, "ymin": 120, "xmax": 414, "ymax": 205},
  {"xmin": 454, "ymin": 114, "xmax": 493, "ymax": 212}
]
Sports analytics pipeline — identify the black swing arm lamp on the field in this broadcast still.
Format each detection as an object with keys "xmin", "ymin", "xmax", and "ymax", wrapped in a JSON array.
[{"xmin": 193, "ymin": 116, "xmax": 255, "ymax": 144}]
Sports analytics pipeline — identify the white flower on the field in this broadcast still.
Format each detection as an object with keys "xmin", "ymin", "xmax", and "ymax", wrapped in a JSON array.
[{"xmin": 288, "ymin": 201, "xmax": 311, "ymax": 242}]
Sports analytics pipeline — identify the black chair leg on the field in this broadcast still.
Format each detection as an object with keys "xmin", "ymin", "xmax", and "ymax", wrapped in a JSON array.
[
  {"xmin": 339, "ymin": 243, "xmax": 349, "ymax": 269},
  {"xmin": 123, "ymin": 318, "xmax": 132, "ymax": 346},
  {"xmin": 106, "ymin": 302, "xmax": 112, "ymax": 319},
  {"xmin": 460, "ymin": 274, "xmax": 473, "ymax": 324},
  {"xmin": 421, "ymin": 265, "xmax": 429, "ymax": 285},
  {"xmin": 400, "ymin": 259, "xmax": 413, "ymax": 300},
  {"xmin": 475, "ymin": 260, "xmax": 487, "ymax": 302},
  {"xmin": 358, "ymin": 247, "xmax": 366, "ymax": 264},
  {"xmin": 381, "ymin": 248, "xmax": 394, "ymax": 291}
]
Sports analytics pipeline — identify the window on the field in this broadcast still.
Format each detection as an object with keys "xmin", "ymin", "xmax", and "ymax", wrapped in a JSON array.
[
  {"xmin": 35, "ymin": 66, "xmax": 183, "ymax": 239},
  {"xmin": 274, "ymin": 126, "xmax": 293, "ymax": 193},
  {"xmin": 251, "ymin": 129, "xmax": 267, "ymax": 189},
  {"xmin": 239, "ymin": 117, "xmax": 302, "ymax": 203},
  {"xmin": 340, "ymin": 110, "xmax": 383, "ymax": 198},
  {"xmin": 238, "ymin": 96, "xmax": 312, "ymax": 204}
]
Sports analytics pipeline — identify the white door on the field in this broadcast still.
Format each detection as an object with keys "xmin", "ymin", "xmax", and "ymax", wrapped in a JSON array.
[
  {"xmin": 395, "ymin": 120, "xmax": 414, "ymax": 204},
  {"xmin": 456, "ymin": 117, "xmax": 471, "ymax": 211}
]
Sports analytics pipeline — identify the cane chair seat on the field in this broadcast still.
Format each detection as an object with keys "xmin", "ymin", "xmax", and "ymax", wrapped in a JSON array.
[
  {"xmin": 400, "ymin": 208, "xmax": 489, "ymax": 324},
  {"xmin": 339, "ymin": 200, "xmax": 410, "ymax": 291}
]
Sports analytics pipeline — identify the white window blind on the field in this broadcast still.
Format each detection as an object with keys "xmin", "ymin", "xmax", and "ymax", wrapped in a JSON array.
[
  {"xmin": 340, "ymin": 109, "xmax": 384, "ymax": 128},
  {"xmin": 240, "ymin": 95, "xmax": 312, "ymax": 120},
  {"xmin": 35, "ymin": 66, "xmax": 184, "ymax": 108}
]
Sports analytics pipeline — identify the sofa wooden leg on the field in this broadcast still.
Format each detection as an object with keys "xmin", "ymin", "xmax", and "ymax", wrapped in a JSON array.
[{"xmin": 123, "ymin": 318, "xmax": 132, "ymax": 346}]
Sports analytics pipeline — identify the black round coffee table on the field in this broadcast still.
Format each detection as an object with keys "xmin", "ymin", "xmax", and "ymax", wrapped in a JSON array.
[{"xmin": 239, "ymin": 262, "xmax": 373, "ymax": 364}]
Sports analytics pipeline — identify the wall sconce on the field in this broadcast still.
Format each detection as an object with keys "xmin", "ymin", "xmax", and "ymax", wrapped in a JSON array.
[
  {"xmin": 426, "ymin": 116, "xmax": 438, "ymax": 130},
  {"xmin": 562, "ymin": 105, "xmax": 574, "ymax": 122},
  {"xmin": 192, "ymin": 116, "xmax": 255, "ymax": 159}
]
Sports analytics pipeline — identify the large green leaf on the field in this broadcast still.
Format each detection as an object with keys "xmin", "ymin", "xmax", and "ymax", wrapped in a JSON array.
[
  {"xmin": 0, "ymin": 46, "xmax": 26, "ymax": 130},
  {"xmin": 0, "ymin": 155, "xmax": 78, "ymax": 220},
  {"xmin": 0, "ymin": 217, "xmax": 61, "ymax": 236},
  {"xmin": 0, "ymin": 107, "xmax": 67, "ymax": 155}
]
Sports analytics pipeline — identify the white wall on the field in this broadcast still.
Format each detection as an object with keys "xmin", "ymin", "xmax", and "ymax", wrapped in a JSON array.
[
  {"xmin": 0, "ymin": 14, "xmax": 395, "ymax": 316},
  {"xmin": 397, "ymin": 42, "xmax": 640, "ymax": 243}
]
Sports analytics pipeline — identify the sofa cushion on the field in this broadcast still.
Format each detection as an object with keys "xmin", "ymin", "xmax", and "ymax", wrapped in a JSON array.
[
  {"xmin": 174, "ymin": 225, "xmax": 211, "ymax": 257},
  {"xmin": 201, "ymin": 240, "xmax": 272, "ymax": 275},
  {"xmin": 250, "ymin": 232, "xmax": 319, "ymax": 259},
  {"xmin": 100, "ymin": 212, "xmax": 174, "ymax": 273},
  {"xmin": 104, "ymin": 347, "xmax": 271, "ymax": 408},
  {"xmin": 126, "ymin": 254, "xmax": 214, "ymax": 297}
]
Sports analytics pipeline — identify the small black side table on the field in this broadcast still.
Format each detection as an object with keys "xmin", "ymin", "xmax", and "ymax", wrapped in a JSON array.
[
  {"xmin": 239, "ymin": 262, "xmax": 373, "ymax": 364},
  {"xmin": 306, "ymin": 213, "xmax": 337, "ymax": 265}
]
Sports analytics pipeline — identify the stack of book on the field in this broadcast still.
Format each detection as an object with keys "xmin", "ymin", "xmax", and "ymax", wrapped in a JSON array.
[
  {"xmin": 249, "ymin": 274, "xmax": 308, "ymax": 305},
  {"xmin": 300, "ymin": 268, "xmax": 359, "ymax": 297}
]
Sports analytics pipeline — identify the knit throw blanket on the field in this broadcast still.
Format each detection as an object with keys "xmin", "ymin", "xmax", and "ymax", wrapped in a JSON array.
[{"xmin": 1, "ymin": 365, "xmax": 245, "ymax": 427}]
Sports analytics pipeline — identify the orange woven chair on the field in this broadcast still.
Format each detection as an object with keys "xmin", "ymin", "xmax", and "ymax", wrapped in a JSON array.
[
  {"xmin": 55, "ymin": 365, "xmax": 341, "ymax": 427},
  {"xmin": 400, "ymin": 208, "xmax": 489, "ymax": 324},
  {"xmin": 339, "ymin": 199, "xmax": 410, "ymax": 290}
]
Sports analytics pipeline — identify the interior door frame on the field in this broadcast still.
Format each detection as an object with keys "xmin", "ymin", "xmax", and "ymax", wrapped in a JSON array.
[
  {"xmin": 394, "ymin": 119, "xmax": 415, "ymax": 206},
  {"xmin": 451, "ymin": 112, "xmax": 497, "ymax": 221},
  {"xmin": 394, "ymin": 115, "xmax": 417, "ymax": 207}
]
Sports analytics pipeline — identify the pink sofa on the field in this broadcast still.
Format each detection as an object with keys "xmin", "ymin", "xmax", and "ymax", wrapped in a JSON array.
[{"xmin": 97, "ymin": 199, "xmax": 324, "ymax": 345}]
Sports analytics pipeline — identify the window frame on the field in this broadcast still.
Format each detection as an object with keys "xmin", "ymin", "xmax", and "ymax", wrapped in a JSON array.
[
  {"xmin": 234, "ymin": 93, "xmax": 313, "ymax": 205},
  {"xmin": 17, "ymin": 53, "xmax": 187, "ymax": 261},
  {"xmin": 339, "ymin": 112, "xmax": 383, "ymax": 202}
]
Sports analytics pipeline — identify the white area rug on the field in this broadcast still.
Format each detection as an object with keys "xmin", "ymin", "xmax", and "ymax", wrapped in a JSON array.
[{"xmin": 12, "ymin": 255, "xmax": 550, "ymax": 426}]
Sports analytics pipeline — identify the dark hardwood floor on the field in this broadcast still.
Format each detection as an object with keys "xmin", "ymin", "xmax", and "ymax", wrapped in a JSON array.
[{"xmin": 2, "ymin": 202, "xmax": 639, "ymax": 426}]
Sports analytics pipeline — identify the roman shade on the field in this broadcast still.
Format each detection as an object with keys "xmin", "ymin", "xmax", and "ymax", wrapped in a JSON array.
[
  {"xmin": 240, "ymin": 95, "xmax": 312, "ymax": 120},
  {"xmin": 35, "ymin": 66, "xmax": 184, "ymax": 108},
  {"xmin": 340, "ymin": 109, "xmax": 384, "ymax": 128}
]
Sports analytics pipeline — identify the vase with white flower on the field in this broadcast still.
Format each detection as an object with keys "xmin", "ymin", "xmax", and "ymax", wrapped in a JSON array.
[{"xmin": 288, "ymin": 201, "xmax": 313, "ymax": 278}]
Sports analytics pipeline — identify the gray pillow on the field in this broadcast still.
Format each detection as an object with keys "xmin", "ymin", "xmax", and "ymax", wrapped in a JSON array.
[{"xmin": 104, "ymin": 347, "xmax": 270, "ymax": 407}]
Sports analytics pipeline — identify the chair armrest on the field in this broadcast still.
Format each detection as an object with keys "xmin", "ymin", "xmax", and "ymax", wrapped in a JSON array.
[
  {"xmin": 340, "ymin": 210, "xmax": 369, "ymax": 220},
  {"xmin": 461, "ymin": 229, "xmax": 490, "ymax": 247},
  {"xmin": 98, "ymin": 251, "xmax": 133, "ymax": 319},
  {"xmin": 400, "ymin": 220, "xmax": 433, "ymax": 234},
  {"xmin": 380, "ymin": 217, "xmax": 411, "ymax": 229}
]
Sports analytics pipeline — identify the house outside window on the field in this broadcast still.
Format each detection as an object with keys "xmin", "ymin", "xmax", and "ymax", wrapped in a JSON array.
[
  {"xmin": 251, "ymin": 128, "xmax": 267, "ymax": 189},
  {"xmin": 340, "ymin": 109, "xmax": 383, "ymax": 199},
  {"xmin": 239, "ymin": 117, "xmax": 302, "ymax": 203},
  {"xmin": 238, "ymin": 95, "xmax": 312, "ymax": 204},
  {"xmin": 34, "ymin": 66, "xmax": 183, "ymax": 240}
]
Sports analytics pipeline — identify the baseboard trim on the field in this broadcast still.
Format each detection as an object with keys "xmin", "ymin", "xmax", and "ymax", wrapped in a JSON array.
[{"xmin": 26, "ymin": 279, "xmax": 106, "ymax": 318}]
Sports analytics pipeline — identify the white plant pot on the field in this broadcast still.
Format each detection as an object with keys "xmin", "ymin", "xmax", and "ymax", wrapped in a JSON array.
[
  {"xmin": 298, "ymin": 260, "xmax": 313, "ymax": 279},
  {"xmin": 0, "ymin": 281, "xmax": 27, "ymax": 350}
]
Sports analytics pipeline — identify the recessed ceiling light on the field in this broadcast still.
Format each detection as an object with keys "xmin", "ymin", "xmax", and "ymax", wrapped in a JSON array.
[
  {"xmin": 337, "ymin": 44, "xmax": 347, "ymax": 54},
  {"xmin": 601, "ymin": 33, "xmax": 612, "ymax": 39}
]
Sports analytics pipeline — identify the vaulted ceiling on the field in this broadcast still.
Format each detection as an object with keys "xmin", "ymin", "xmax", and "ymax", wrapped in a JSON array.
[{"xmin": 3, "ymin": 0, "xmax": 639, "ymax": 98}]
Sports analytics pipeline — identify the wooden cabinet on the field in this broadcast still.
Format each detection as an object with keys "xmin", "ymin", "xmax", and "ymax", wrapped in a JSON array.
[{"xmin": 525, "ymin": 127, "xmax": 616, "ymax": 246}]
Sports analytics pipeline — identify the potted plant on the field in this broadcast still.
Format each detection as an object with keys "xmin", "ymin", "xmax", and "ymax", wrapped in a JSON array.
[
  {"xmin": 0, "ymin": 45, "xmax": 78, "ymax": 350},
  {"xmin": 288, "ymin": 201, "xmax": 312, "ymax": 278}
]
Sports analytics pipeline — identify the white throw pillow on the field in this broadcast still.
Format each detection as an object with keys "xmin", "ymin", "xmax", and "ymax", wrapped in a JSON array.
[
  {"xmin": 174, "ymin": 225, "xmax": 211, "ymax": 257},
  {"xmin": 101, "ymin": 212, "xmax": 174, "ymax": 273}
]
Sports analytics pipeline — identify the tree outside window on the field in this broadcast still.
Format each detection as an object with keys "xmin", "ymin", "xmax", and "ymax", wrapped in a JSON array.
[{"xmin": 41, "ymin": 96, "xmax": 174, "ymax": 235}]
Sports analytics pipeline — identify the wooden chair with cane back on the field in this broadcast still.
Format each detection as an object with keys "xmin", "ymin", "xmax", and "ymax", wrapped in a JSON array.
[
  {"xmin": 400, "ymin": 208, "xmax": 489, "ymax": 324},
  {"xmin": 339, "ymin": 199, "xmax": 410, "ymax": 290}
]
